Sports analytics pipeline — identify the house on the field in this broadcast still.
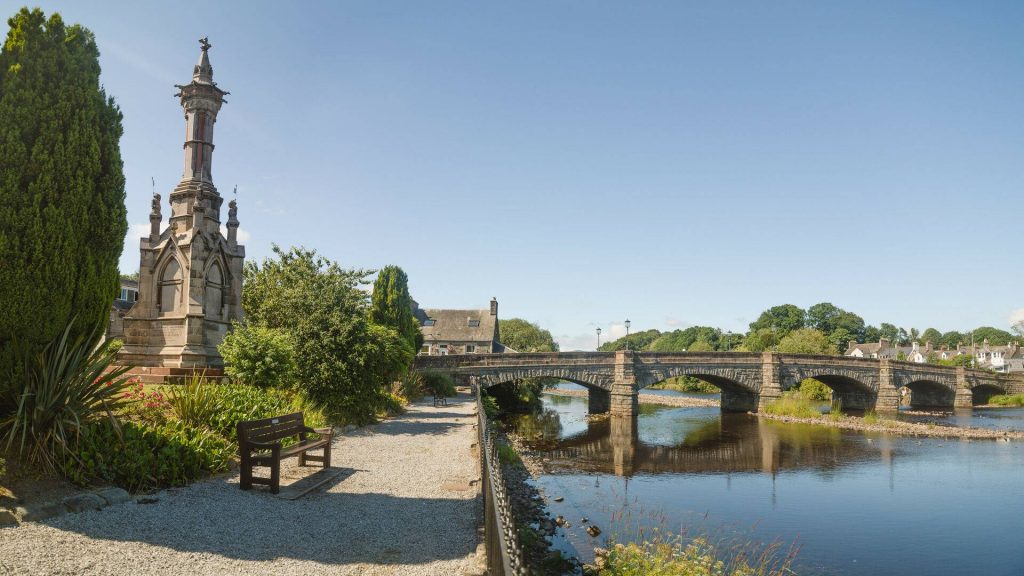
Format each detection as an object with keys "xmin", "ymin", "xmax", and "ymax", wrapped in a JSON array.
[
  {"xmin": 846, "ymin": 337, "xmax": 1023, "ymax": 373},
  {"xmin": 415, "ymin": 297, "xmax": 511, "ymax": 355}
]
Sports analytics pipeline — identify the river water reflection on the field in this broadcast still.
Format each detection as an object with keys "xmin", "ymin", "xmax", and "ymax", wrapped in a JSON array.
[{"xmin": 507, "ymin": 391, "xmax": 1024, "ymax": 576}]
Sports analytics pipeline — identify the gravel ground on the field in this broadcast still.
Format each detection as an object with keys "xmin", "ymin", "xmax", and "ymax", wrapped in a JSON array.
[{"xmin": 0, "ymin": 392, "xmax": 484, "ymax": 576}]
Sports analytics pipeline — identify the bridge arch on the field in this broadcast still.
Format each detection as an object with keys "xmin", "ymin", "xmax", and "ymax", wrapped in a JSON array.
[
  {"xmin": 969, "ymin": 383, "xmax": 1004, "ymax": 406},
  {"xmin": 903, "ymin": 379, "xmax": 956, "ymax": 409},
  {"xmin": 637, "ymin": 367, "xmax": 760, "ymax": 413},
  {"xmin": 474, "ymin": 368, "xmax": 612, "ymax": 392},
  {"xmin": 794, "ymin": 374, "xmax": 876, "ymax": 411}
]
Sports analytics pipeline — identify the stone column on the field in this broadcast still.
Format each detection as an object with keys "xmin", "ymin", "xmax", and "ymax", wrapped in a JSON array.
[
  {"xmin": 756, "ymin": 351, "xmax": 782, "ymax": 413},
  {"xmin": 610, "ymin": 350, "xmax": 638, "ymax": 418},
  {"xmin": 588, "ymin": 388, "xmax": 610, "ymax": 414},
  {"xmin": 875, "ymin": 359, "xmax": 900, "ymax": 412},
  {"xmin": 954, "ymin": 366, "xmax": 973, "ymax": 408}
]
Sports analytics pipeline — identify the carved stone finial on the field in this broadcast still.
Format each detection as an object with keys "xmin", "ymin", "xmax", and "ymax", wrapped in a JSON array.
[
  {"xmin": 228, "ymin": 199, "xmax": 238, "ymax": 221},
  {"xmin": 151, "ymin": 193, "xmax": 161, "ymax": 216},
  {"xmin": 200, "ymin": 37, "xmax": 211, "ymax": 52}
]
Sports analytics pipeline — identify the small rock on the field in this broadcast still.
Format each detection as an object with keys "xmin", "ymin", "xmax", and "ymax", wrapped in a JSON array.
[
  {"xmin": 554, "ymin": 515, "xmax": 566, "ymax": 527},
  {"xmin": 581, "ymin": 517, "xmax": 589, "ymax": 523},
  {"xmin": 136, "ymin": 497, "xmax": 160, "ymax": 505},
  {"xmin": 63, "ymin": 493, "xmax": 106, "ymax": 514},
  {"xmin": 586, "ymin": 525, "xmax": 602, "ymax": 537},
  {"xmin": 0, "ymin": 509, "xmax": 18, "ymax": 527},
  {"xmin": 553, "ymin": 496, "xmax": 564, "ymax": 502},
  {"xmin": 95, "ymin": 487, "xmax": 131, "ymax": 507}
]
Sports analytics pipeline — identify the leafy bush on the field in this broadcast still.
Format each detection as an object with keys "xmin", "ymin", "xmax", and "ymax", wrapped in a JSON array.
[
  {"xmin": 0, "ymin": 324, "xmax": 131, "ymax": 472},
  {"xmin": 217, "ymin": 323, "xmax": 297, "ymax": 389},
  {"xmin": 63, "ymin": 419, "xmax": 232, "ymax": 492},
  {"xmin": 104, "ymin": 339, "xmax": 124, "ymax": 355},
  {"xmin": 421, "ymin": 372, "xmax": 456, "ymax": 397},
  {"xmin": 481, "ymin": 394, "xmax": 500, "ymax": 420},
  {"xmin": 797, "ymin": 378, "xmax": 831, "ymax": 401},
  {"xmin": 169, "ymin": 381, "xmax": 326, "ymax": 442},
  {"xmin": 764, "ymin": 392, "xmax": 822, "ymax": 418},
  {"xmin": 650, "ymin": 376, "xmax": 718, "ymax": 394},
  {"xmin": 597, "ymin": 535, "xmax": 795, "ymax": 576},
  {"xmin": 120, "ymin": 381, "xmax": 172, "ymax": 424},
  {"xmin": 397, "ymin": 372, "xmax": 426, "ymax": 402}
]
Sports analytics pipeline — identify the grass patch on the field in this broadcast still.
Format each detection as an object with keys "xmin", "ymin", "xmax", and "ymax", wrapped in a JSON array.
[
  {"xmin": 828, "ymin": 402, "xmax": 845, "ymax": 421},
  {"xmin": 862, "ymin": 410, "xmax": 879, "ymax": 424},
  {"xmin": 987, "ymin": 394, "xmax": 1024, "ymax": 407},
  {"xmin": 763, "ymin": 392, "xmax": 821, "ymax": 418}
]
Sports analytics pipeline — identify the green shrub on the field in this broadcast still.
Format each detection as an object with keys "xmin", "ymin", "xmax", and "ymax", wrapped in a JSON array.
[
  {"xmin": 597, "ymin": 535, "xmax": 795, "ymax": 576},
  {"xmin": 650, "ymin": 376, "xmax": 719, "ymax": 394},
  {"xmin": 764, "ymin": 392, "xmax": 821, "ymax": 418},
  {"xmin": 397, "ymin": 372, "xmax": 426, "ymax": 402},
  {"xmin": 987, "ymin": 394, "xmax": 1024, "ymax": 407},
  {"xmin": 120, "ymin": 381, "xmax": 173, "ymax": 425},
  {"xmin": 421, "ymin": 372, "xmax": 456, "ymax": 397},
  {"xmin": 169, "ymin": 382, "xmax": 327, "ymax": 442},
  {"xmin": 0, "ymin": 323, "xmax": 131, "ymax": 472},
  {"xmin": 63, "ymin": 419, "xmax": 232, "ymax": 492},
  {"xmin": 497, "ymin": 442, "xmax": 521, "ymax": 466},
  {"xmin": 797, "ymin": 378, "xmax": 831, "ymax": 401},
  {"xmin": 104, "ymin": 339, "xmax": 124, "ymax": 355},
  {"xmin": 217, "ymin": 323, "xmax": 297, "ymax": 389},
  {"xmin": 481, "ymin": 394, "xmax": 500, "ymax": 420},
  {"xmin": 863, "ymin": 410, "xmax": 879, "ymax": 424}
]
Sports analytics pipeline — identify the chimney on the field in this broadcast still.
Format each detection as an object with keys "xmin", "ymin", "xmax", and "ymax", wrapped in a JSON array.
[
  {"xmin": 490, "ymin": 297, "xmax": 498, "ymax": 316},
  {"xmin": 880, "ymin": 338, "xmax": 890, "ymax": 348},
  {"xmin": 848, "ymin": 340, "xmax": 857, "ymax": 353}
]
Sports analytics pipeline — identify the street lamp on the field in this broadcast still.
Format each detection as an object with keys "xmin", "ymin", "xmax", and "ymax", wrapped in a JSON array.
[
  {"xmin": 625, "ymin": 319, "xmax": 631, "ymax": 351},
  {"xmin": 596, "ymin": 327, "xmax": 602, "ymax": 349}
]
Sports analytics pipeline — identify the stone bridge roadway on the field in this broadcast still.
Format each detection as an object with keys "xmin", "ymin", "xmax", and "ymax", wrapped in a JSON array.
[{"xmin": 414, "ymin": 351, "xmax": 1024, "ymax": 416}]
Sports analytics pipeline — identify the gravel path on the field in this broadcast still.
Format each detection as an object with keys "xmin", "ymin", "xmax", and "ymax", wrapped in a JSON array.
[{"xmin": 0, "ymin": 392, "xmax": 484, "ymax": 576}]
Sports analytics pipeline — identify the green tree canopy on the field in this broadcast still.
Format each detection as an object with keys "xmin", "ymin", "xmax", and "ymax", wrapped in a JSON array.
[
  {"xmin": 242, "ymin": 246, "xmax": 413, "ymax": 424},
  {"xmin": 740, "ymin": 328, "xmax": 778, "ymax": 352},
  {"xmin": 776, "ymin": 328, "xmax": 837, "ymax": 355},
  {"xmin": 598, "ymin": 329, "xmax": 661, "ymax": 352},
  {"xmin": 369, "ymin": 265, "xmax": 422, "ymax": 351},
  {"xmin": 919, "ymin": 328, "xmax": 943, "ymax": 345},
  {"xmin": 498, "ymin": 318, "xmax": 559, "ymax": 352},
  {"xmin": 748, "ymin": 304, "xmax": 806, "ymax": 337},
  {"xmin": 0, "ymin": 8, "xmax": 126, "ymax": 375},
  {"xmin": 968, "ymin": 327, "xmax": 1014, "ymax": 346}
]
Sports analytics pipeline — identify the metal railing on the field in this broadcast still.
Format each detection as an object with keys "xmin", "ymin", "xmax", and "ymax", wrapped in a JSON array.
[{"xmin": 476, "ymin": 387, "xmax": 527, "ymax": 575}]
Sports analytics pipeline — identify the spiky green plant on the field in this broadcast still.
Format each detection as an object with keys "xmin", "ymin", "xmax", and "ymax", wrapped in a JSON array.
[
  {"xmin": 1, "ymin": 323, "xmax": 132, "ymax": 472},
  {"xmin": 167, "ymin": 372, "xmax": 221, "ymax": 429}
]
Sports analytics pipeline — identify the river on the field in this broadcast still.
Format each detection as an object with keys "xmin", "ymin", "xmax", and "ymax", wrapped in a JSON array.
[{"xmin": 505, "ymin": 386, "xmax": 1024, "ymax": 575}]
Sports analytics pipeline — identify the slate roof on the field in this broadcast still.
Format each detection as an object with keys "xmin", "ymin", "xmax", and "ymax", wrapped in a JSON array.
[{"xmin": 419, "ymin": 308, "xmax": 499, "ymax": 345}]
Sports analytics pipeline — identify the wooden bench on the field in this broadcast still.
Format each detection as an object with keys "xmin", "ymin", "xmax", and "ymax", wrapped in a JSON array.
[
  {"xmin": 237, "ymin": 412, "xmax": 333, "ymax": 494},
  {"xmin": 433, "ymin": 391, "xmax": 448, "ymax": 407}
]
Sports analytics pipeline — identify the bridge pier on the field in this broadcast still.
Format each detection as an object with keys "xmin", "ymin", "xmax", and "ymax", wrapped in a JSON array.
[
  {"xmin": 755, "ymin": 351, "xmax": 782, "ymax": 413},
  {"xmin": 953, "ymin": 367, "xmax": 973, "ymax": 408},
  {"xmin": 610, "ymin": 351, "xmax": 639, "ymax": 418},
  {"xmin": 610, "ymin": 414, "xmax": 638, "ymax": 477},
  {"xmin": 588, "ymin": 388, "xmax": 610, "ymax": 414},
  {"xmin": 874, "ymin": 359, "xmax": 900, "ymax": 413}
]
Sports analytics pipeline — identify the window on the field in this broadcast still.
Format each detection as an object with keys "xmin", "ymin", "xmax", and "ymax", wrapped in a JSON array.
[
  {"xmin": 466, "ymin": 344, "xmax": 476, "ymax": 354},
  {"xmin": 468, "ymin": 319, "xmax": 480, "ymax": 327},
  {"xmin": 424, "ymin": 319, "xmax": 436, "ymax": 326},
  {"xmin": 205, "ymin": 263, "xmax": 224, "ymax": 320},
  {"xmin": 118, "ymin": 288, "xmax": 138, "ymax": 302},
  {"xmin": 439, "ymin": 344, "xmax": 448, "ymax": 356},
  {"xmin": 420, "ymin": 345, "xmax": 430, "ymax": 354},
  {"xmin": 158, "ymin": 259, "xmax": 183, "ymax": 315}
]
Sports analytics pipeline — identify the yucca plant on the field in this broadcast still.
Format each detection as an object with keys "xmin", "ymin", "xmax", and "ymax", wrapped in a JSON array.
[
  {"xmin": 1, "ymin": 323, "xmax": 133, "ymax": 473},
  {"xmin": 168, "ymin": 372, "xmax": 222, "ymax": 428}
]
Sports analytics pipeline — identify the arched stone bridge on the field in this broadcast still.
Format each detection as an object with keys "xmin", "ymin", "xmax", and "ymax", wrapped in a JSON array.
[{"xmin": 414, "ymin": 351, "xmax": 1024, "ymax": 416}]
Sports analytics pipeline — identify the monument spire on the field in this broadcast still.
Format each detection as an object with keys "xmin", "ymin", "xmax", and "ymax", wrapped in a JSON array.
[{"xmin": 174, "ymin": 37, "xmax": 228, "ymax": 186}]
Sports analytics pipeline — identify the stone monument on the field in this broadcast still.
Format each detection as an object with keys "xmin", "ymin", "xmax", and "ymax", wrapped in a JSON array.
[{"xmin": 119, "ymin": 38, "xmax": 244, "ymax": 376}]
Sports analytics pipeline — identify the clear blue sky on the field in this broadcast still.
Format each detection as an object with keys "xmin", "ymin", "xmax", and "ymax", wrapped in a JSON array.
[{"xmin": 16, "ymin": 1, "xmax": 1024, "ymax": 349}]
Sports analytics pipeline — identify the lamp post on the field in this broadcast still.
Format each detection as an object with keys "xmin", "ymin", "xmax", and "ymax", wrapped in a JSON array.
[
  {"xmin": 625, "ymin": 319, "xmax": 631, "ymax": 351},
  {"xmin": 596, "ymin": 327, "xmax": 602, "ymax": 349}
]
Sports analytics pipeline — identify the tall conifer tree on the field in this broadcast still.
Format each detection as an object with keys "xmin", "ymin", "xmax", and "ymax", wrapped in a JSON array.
[
  {"xmin": 0, "ymin": 8, "xmax": 126, "ymax": 374},
  {"xmin": 369, "ymin": 265, "xmax": 422, "ymax": 351}
]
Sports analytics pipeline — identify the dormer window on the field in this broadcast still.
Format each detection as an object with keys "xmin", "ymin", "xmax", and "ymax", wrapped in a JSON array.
[
  {"xmin": 468, "ymin": 319, "xmax": 480, "ymax": 327},
  {"xmin": 424, "ymin": 319, "xmax": 436, "ymax": 327}
]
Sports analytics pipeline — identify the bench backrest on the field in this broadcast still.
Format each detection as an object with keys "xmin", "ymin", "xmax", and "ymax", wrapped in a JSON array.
[{"xmin": 237, "ymin": 412, "xmax": 307, "ymax": 445}]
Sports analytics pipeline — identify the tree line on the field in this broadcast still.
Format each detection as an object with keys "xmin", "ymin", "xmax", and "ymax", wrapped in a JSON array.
[{"xmin": 598, "ymin": 302, "xmax": 1021, "ymax": 357}]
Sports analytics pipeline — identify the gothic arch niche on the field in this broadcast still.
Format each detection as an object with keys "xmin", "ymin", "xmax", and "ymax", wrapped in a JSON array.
[
  {"xmin": 205, "ymin": 260, "xmax": 225, "ymax": 320},
  {"xmin": 158, "ymin": 258, "xmax": 184, "ymax": 316}
]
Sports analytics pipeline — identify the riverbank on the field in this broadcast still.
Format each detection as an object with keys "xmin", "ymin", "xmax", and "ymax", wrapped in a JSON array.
[
  {"xmin": 760, "ymin": 412, "xmax": 1024, "ymax": 440},
  {"xmin": 544, "ymin": 388, "xmax": 719, "ymax": 408}
]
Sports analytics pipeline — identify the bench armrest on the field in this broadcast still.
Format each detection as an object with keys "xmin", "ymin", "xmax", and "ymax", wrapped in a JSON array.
[{"xmin": 304, "ymin": 426, "xmax": 333, "ymax": 437}]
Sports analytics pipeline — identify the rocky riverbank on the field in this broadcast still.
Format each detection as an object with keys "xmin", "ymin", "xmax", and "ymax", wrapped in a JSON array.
[
  {"xmin": 760, "ymin": 412, "xmax": 1024, "ymax": 440},
  {"xmin": 544, "ymin": 388, "xmax": 718, "ymax": 408}
]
